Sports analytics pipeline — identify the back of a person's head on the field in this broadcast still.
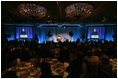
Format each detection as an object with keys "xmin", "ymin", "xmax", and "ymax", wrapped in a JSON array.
[
  {"xmin": 86, "ymin": 50, "xmax": 93, "ymax": 57},
  {"xmin": 101, "ymin": 54, "xmax": 110, "ymax": 64}
]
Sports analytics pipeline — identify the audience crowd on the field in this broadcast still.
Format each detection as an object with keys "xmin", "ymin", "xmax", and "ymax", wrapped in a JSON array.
[{"xmin": 1, "ymin": 38, "xmax": 117, "ymax": 78}]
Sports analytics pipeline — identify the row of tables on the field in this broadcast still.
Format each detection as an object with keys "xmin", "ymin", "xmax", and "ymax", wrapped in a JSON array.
[
  {"xmin": 2, "ymin": 58, "xmax": 69, "ymax": 78},
  {"xmin": 2, "ymin": 58, "xmax": 117, "ymax": 78}
]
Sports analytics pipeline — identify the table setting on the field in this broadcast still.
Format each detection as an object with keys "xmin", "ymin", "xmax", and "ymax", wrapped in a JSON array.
[{"xmin": 2, "ymin": 58, "xmax": 69, "ymax": 78}]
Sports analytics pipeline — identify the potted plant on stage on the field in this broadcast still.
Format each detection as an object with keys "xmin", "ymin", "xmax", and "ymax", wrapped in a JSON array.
[{"xmin": 69, "ymin": 31, "xmax": 73, "ymax": 42}]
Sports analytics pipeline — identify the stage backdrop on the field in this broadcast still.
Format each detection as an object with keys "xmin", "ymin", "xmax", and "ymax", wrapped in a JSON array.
[
  {"xmin": 2, "ymin": 26, "xmax": 15, "ymax": 41},
  {"xmin": 105, "ymin": 26, "xmax": 117, "ymax": 41},
  {"xmin": 35, "ymin": 27, "xmax": 87, "ymax": 43},
  {"xmin": 2, "ymin": 25, "xmax": 116, "ymax": 43}
]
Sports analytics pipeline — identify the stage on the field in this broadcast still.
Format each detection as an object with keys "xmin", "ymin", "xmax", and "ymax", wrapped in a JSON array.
[{"xmin": 2, "ymin": 23, "xmax": 117, "ymax": 43}]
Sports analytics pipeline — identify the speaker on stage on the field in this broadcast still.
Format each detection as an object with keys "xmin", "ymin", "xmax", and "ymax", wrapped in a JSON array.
[
  {"xmin": 57, "ymin": 35, "xmax": 61, "ymax": 42},
  {"xmin": 20, "ymin": 28, "xmax": 26, "ymax": 34}
]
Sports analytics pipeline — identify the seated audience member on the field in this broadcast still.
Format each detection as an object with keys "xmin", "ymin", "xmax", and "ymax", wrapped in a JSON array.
[
  {"xmin": 2, "ymin": 71, "xmax": 18, "ymax": 78},
  {"xmin": 39, "ymin": 57, "xmax": 52, "ymax": 78},
  {"xmin": 1, "ymin": 39, "xmax": 117, "ymax": 78},
  {"xmin": 20, "ymin": 47, "xmax": 30, "ymax": 61},
  {"xmin": 99, "ymin": 54, "xmax": 113, "ymax": 77},
  {"xmin": 58, "ymin": 47, "xmax": 70, "ymax": 63},
  {"xmin": 80, "ymin": 50, "xmax": 101, "ymax": 78},
  {"xmin": 66, "ymin": 50, "xmax": 82, "ymax": 78}
]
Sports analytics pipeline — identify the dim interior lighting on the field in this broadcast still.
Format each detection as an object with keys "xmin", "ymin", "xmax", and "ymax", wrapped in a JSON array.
[
  {"xmin": 4, "ymin": 23, "xmax": 116, "ymax": 27},
  {"xmin": 58, "ymin": 25, "xmax": 62, "ymax": 27},
  {"xmin": 85, "ymin": 24, "xmax": 117, "ymax": 26},
  {"xmin": 64, "ymin": 26, "xmax": 66, "ymax": 28},
  {"xmin": 17, "ymin": 3, "xmax": 47, "ymax": 18},
  {"xmin": 3, "ymin": 23, "xmax": 34, "ymax": 26},
  {"xmin": 65, "ymin": 2, "xmax": 93, "ymax": 18},
  {"xmin": 62, "ymin": 24, "xmax": 81, "ymax": 27},
  {"xmin": 48, "ymin": 16, "xmax": 50, "ymax": 17},
  {"xmin": 38, "ymin": 24, "xmax": 58, "ymax": 27}
]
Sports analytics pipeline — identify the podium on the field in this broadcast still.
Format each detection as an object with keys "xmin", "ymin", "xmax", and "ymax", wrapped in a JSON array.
[
  {"xmin": 20, "ymin": 34, "xmax": 28, "ymax": 39},
  {"xmin": 91, "ymin": 34, "xmax": 99, "ymax": 39},
  {"xmin": 90, "ymin": 34, "xmax": 99, "ymax": 41}
]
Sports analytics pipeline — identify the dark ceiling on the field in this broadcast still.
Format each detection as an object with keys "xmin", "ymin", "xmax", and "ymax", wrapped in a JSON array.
[{"xmin": 1, "ymin": 1, "xmax": 117, "ymax": 23}]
